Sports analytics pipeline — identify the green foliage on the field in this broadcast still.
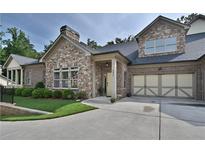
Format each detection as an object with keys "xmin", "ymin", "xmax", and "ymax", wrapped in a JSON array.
[
  {"xmin": 21, "ymin": 88, "xmax": 33, "ymax": 97},
  {"xmin": 110, "ymin": 98, "xmax": 116, "ymax": 103},
  {"xmin": 106, "ymin": 35, "xmax": 136, "ymax": 45},
  {"xmin": 15, "ymin": 88, "xmax": 24, "ymax": 96},
  {"xmin": 44, "ymin": 40, "xmax": 54, "ymax": 52},
  {"xmin": 52, "ymin": 90, "xmax": 62, "ymax": 98},
  {"xmin": 62, "ymin": 89, "xmax": 75, "ymax": 99},
  {"xmin": 0, "ymin": 27, "xmax": 40, "ymax": 64},
  {"xmin": 35, "ymin": 81, "xmax": 45, "ymax": 89},
  {"xmin": 32, "ymin": 88, "xmax": 44, "ymax": 98},
  {"xmin": 43, "ymin": 89, "xmax": 53, "ymax": 98},
  {"xmin": 177, "ymin": 13, "xmax": 198, "ymax": 24},
  {"xmin": 87, "ymin": 38, "xmax": 101, "ymax": 49},
  {"xmin": 75, "ymin": 91, "xmax": 87, "ymax": 100}
]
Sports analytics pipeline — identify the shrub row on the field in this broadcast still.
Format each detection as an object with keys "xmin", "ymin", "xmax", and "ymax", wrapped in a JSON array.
[{"xmin": 15, "ymin": 88, "xmax": 87, "ymax": 100}]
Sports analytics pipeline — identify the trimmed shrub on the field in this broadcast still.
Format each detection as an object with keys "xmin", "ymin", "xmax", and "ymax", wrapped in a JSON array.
[
  {"xmin": 21, "ymin": 88, "xmax": 33, "ymax": 97},
  {"xmin": 35, "ymin": 82, "xmax": 45, "ymax": 89},
  {"xmin": 62, "ymin": 89, "xmax": 74, "ymax": 99},
  {"xmin": 110, "ymin": 98, "xmax": 116, "ymax": 103},
  {"xmin": 44, "ymin": 89, "xmax": 53, "ymax": 98},
  {"xmin": 32, "ymin": 88, "xmax": 44, "ymax": 98},
  {"xmin": 15, "ymin": 88, "xmax": 24, "ymax": 96},
  {"xmin": 75, "ymin": 91, "xmax": 87, "ymax": 100},
  {"xmin": 52, "ymin": 90, "xmax": 62, "ymax": 98}
]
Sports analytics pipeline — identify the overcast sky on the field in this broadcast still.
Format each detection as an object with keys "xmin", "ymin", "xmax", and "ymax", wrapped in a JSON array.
[{"xmin": 0, "ymin": 13, "xmax": 188, "ymax": 52}]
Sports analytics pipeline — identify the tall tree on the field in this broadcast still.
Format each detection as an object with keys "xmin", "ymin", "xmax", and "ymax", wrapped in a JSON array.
[
  {"xmin": 106, "ymin": 41, "xmax": 115, "ymax": 45},
  {"xmin": 106, "ymin": 35, "xmax": 136, "ymax": 45},
  {"xmin": 3, "ymin": 27, "xmax": 39, "ymax": 62},
  {"xmin": 43, "ymin": 40, "xmax": 54, "ymax": 52},
  {"xmin": 86, "ymin": 38, "xmax": 101, "ymax": 49},
  {"xmin": 177, "ymin": 13, "xmax": 199, "ymax": 24},
  {"xmin": 0, "ymin": 31, "xmax": 6, "ymax": 64}
]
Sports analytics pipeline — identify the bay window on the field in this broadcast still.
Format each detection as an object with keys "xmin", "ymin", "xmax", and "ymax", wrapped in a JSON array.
[{"xmin": 53, "ymin": 67, "xmax": 79, "ymax": 89}]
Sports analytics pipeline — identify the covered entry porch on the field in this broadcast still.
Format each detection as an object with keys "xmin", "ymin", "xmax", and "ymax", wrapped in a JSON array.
[{"xmin": 92, "ymin": 51, "xmax": 129, "ymax": 99}]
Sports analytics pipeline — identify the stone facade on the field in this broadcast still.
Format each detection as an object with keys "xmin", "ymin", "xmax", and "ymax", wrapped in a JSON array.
[
  {"xmin": 43, "ymin": 37, "xmax": 93, "ymax": 97},
  {"xmin": 128, "ymin": 61, "xmax": 204, "ymax": 100},
  {"xmin": 138, "ymin": 20, "xmax": 186, "ymax": 57},
  {"xmin": 23, "ymin": 63, "xmax": 45, "ymax": 88}
]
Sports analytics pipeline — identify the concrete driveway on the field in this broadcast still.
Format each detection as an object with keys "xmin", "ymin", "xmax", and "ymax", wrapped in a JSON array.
[{"xmin": 0, "ymin": 97, "xmax": 205, "ymax": 140}]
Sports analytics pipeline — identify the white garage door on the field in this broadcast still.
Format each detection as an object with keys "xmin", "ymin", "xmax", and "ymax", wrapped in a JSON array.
[{"xmin": 133, "ymin": 74, "xmax": 193, "ymax": 98}]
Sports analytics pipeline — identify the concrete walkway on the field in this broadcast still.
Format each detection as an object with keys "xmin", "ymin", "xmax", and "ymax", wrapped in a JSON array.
[{"xmin": 1, "ymin": 97, "xmax": 205, "ymax": 140}]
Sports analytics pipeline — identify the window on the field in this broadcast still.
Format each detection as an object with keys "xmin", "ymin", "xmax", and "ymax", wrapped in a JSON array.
[
  {"xmin": 25, "ymin": 71, "xmax": 32, "ymax": 85},
  {"xmin": 145, "ymin": 37, "xmax": 177, "ymax": 53},
  {"xmin": 156, "ymin": 39, "xmax": 165, "ymax": 52},
  {"xmin": 145, "ymin": 40, "xmax": 155, "ymax": 53},
  {"xmin": 165, "ymin": 37, "xmax": 176, "ymax": 51},
  {"xmin": 54, "ymin": 71, "xmax": 60, "ymax": 88},
  {"xmin": 53, "ymin": 67, "xmax": 79, "ymax": 89}
]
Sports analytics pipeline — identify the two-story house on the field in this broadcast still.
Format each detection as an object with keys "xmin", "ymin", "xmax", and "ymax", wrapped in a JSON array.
[{"xmin": 3, "ymin": 15, "xmax": 205, "ymax": 100}]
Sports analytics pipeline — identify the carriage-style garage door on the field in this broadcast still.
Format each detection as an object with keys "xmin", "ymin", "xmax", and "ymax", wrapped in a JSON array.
[{"xmin": 133, "ymin": 74, "xmax": 193, "ymax": 98}]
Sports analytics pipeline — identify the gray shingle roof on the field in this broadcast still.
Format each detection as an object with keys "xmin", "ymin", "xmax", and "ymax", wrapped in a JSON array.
[
  {"xmin": 10, "ymin": 54, "xmax": 38, "ymax": 65},
  {"xmin": 96, "ymin": 33, "xmax": 205, "ymax": 65}
]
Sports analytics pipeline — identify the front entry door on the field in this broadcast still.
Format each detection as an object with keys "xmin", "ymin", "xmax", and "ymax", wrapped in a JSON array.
[{"xmin": 106, "ymin": 73, "xmax": 112, "ymax": 96}]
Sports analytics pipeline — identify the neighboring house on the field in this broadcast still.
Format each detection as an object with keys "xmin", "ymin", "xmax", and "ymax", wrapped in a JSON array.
[
  {"xmin": 2, "ymin": 15, "xmax": 205, "ymax": 100},
  {"xmin": 2, "ymin": 54, "xmax": 45, "ymax": 88}
]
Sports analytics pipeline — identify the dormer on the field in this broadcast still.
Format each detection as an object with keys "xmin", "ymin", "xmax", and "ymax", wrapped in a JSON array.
[
  {"xmin": 136, "ymin": 16, "xmax": 189, "ymax": 57},
  {"xmin": 187, "ymin": 14, "xmax": 205, "ymax": 35}
]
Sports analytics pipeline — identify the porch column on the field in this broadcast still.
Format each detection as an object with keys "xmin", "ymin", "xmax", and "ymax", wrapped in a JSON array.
[
  {"xmin": 7, "ymin": 69, "xmax": 9, "ymax": 86},
  {"xmin": 20, "ymin": 68, "xmax": 23, "ymax": 86},
  {"xmin": 11, "ymin": 69, "xmax": 13, "ymax": 82},
  {"xmin": 92, "ymin": 62, "xmax": 96, "ymax": 97},
  {"xmin": 15, "ymin": 69, "xmax": 18, "ymax": 85},
  {"xmin": 111, "ymin": 58, "xmax": 117, "ymax": 99}
]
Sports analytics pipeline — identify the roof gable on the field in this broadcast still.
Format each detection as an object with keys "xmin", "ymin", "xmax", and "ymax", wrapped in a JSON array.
[
  {"xmin": 189, "ymin": 14, "xmax": 205, "ymax": 24},
  {"xmin": 40, "ymin": 34, "xmax": 92, "ymax": 62},
  {"xmin": 3, "ymin": 54, "xmax": 38, "ymax": 69},
  {"xmin": 136, "ymin": 15, "xmax": 189, "ymax": 38}
]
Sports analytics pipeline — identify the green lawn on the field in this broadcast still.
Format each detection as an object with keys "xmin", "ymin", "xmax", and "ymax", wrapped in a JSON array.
[
  {"xmin": 14, "ymin": 96, "xmax": 78, "ymax": 112},
  {"xmin": 0, "ymin": 96, "xmax": 96, "ymax": 121}
]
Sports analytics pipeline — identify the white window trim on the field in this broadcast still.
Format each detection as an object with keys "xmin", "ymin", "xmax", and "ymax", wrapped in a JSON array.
[
  {"xmin": 53, "ymin": 67, "xmax": 79, "ymax": 89},
  {"xmin": 145, "ymin": 37, "xmax": 177, "ymax": 54}
]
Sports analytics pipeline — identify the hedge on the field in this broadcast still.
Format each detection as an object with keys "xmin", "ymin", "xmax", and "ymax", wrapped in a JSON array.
[
  {"xmin": 43, "ymin": 89, "xmax": 53, "ymax": 98},
  {"xmin": 62, "ymin": 89, "xmax": 75, "ymax": 99},
  {"xmin": 21, "ymin": 88, "xmax": 33, "ymax": 97},
  {"xmin": 32, "ymin": 88, "xmax": 44, "ymax": 98},
  {"xmin": 52, "ymin": 90, "xmax": 62, "ymax": 98}
]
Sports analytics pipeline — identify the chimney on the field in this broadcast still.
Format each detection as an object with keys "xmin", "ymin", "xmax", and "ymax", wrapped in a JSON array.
[{"xmin": 60, "ymin": 25, "xmax": 80, "ymax": 42}]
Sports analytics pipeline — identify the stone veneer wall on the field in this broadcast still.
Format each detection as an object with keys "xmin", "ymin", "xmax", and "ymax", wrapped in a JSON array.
[
  {"xmin": 127, "ymin": 61, "xmax": 204, "ymax": 100},
  {"xmin": 138, "ymin": 20, "xmax": 186, "ymax": 57},
  {"xmin": 43, "ymin": 37, "xmax": 93, "ymax": 97},
  {"xmin": 24, "ymin": 63, "xmax": 45, "ymax": 88},
  {"xmin": 117, "ymin": 61, "xmax": 127, "ymax": 97}
]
